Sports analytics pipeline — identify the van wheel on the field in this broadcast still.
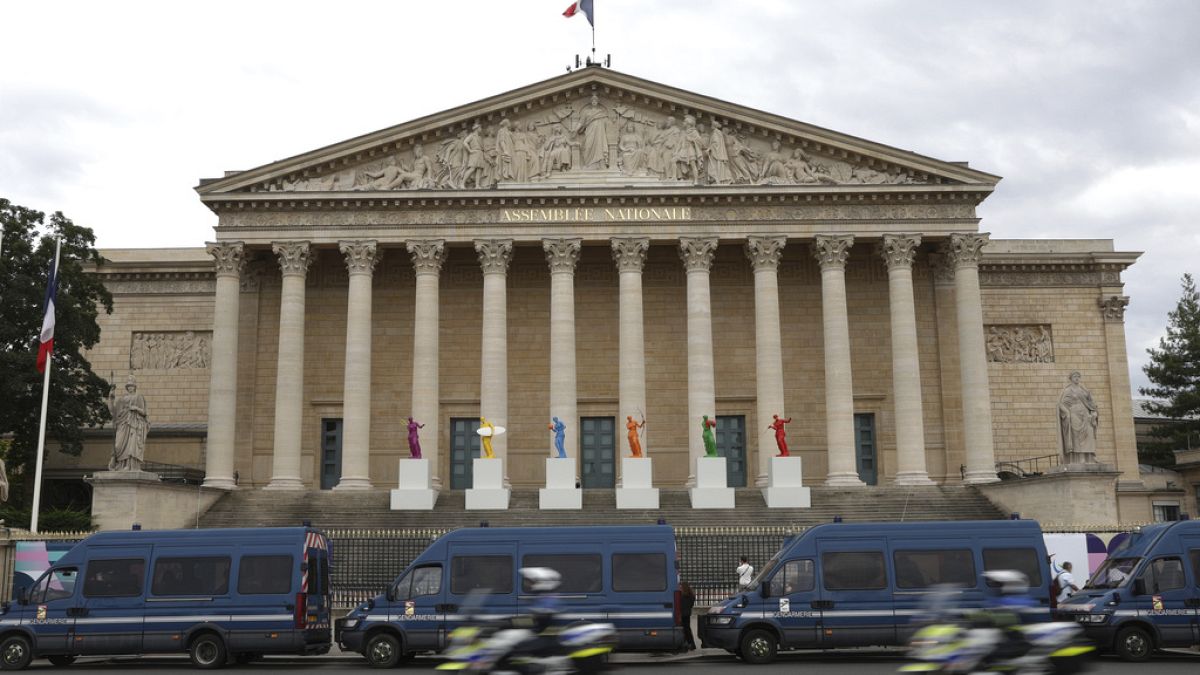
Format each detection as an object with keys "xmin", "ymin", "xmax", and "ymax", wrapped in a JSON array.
[
  {"xmin": 738, "ymin": 628, "xmax": 777, "ymax": 665},
  {"xmin": 364, "ymin": 633, "xmax": 401, "ymax": 668},
  {"xmin": 47, "ymin": 655, "xmax": 76, "ymax": 666},
  {"xmin": 0, "ymin": 636, "xmax": 33, "ymax": 671},
  {"xmin": 189, "ymin": 633, "xmax": 227, "ymax": 669},
  {"xmin": 1114, "ymin": 626, "xmax": 1153, "ymax": 662}
]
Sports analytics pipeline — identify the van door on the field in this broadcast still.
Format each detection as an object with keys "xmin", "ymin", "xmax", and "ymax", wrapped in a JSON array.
[
  {"xmin": 76, "ymin": 548, "xmax": 150, "ymax": 655},
  {"xmin": 1131, "ymin": 556, "xmax": 1194, "ymax": 647},
  {"xmin": 231, "ymin": 548, "xmax": 302, "ymax": 652},
  {"xmin": 518, "ymin": 545, "xmax": 606, "ymax": 627},
  {"xmin": 21, "ymin": 566, "xmax": 80, "ymax": 654},
  {"xmin": 890, "ymin": 543, "xmax": 982, "ymax": 642},
  {"xmin": 764, "ymin": 559, "xmax": 819, "ymax": 648},
  {"xmin": 1187, "ymin": 543, "xmax": 1200, "ymax": 644},
  {"xmin": 609, "ymin": 545, "xmax": 678, "ymax": 650},
  {"xmin": 389, "ymin": 564, "xmax": 446, "ymax": 650},
  {"xmin": 816, "ymin": 539, "xmax": 895, "ymax": 647},
  {"xmin": 143, "ymin": 548, "xmax": 233, "ymax": 653},
  {"xmin": 446, "ymin": 543, "xmax": 517, "ymax": 631}
]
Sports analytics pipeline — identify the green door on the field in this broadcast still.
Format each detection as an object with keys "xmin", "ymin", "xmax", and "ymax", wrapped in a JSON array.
[
  {"xmin": 450, "ymin": 418, "xmax": 482, "ymax": 490},
  {"xmin": 580, "ymin": 417, "xmax": 615, "ymax": 489},
  {"xmin": 854, "ymin": 413, "xmax": 878, "ymax": 485},
  {"xmin": 716, "ymin": 415, "xmax": 747, "ymax": 487},
  {"xmin": 320, "ymin": 419, "xmax": 342, "ymax": 490}
]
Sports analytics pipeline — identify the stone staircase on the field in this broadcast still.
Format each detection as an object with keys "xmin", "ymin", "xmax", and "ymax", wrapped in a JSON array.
[{"xmin": 198, "ymin": 485, "xmax": 1007, "ymax": 531}]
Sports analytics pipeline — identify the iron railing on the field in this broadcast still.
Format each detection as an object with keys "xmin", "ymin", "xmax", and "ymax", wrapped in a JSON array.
[{"xmin": 995, "ymin": 454, "xmax": 1060, "ymax": 479}]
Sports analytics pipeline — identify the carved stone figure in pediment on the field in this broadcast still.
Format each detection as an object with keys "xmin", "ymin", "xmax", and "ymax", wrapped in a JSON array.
[
  {"xmin": 462, "ymin": 122, "xmax": 490, "ymax": 189},
  {"xmin": 437, "ymin": 130, "xmax": 468, "ymax": 188},
  {"xmin": 576, "ymin": 94, "xmax": 615, "ymax": 170},
  {"xmin": 727, "ymin": 133, "xmax": 759, "ymax": 184},
  {"xmin": 541, "ymin": 125, "xmax": 573, "ymax": 176},
  {"xmin": 706, "ymin": 120, "xmax": 732, "ymax": 185},
  {"xmin": 618, "ymin": 122, "xmax": 649, "ymax": 177},
  {"xmin": 677, "ymin": 115, "xmax": 705, "ymax": 185},
  {"xmin": 495, "ymin": 119, "xmax": 516, "ymax": 182},
  {"xmin": 758, "ymin": 140, "xmax": 791, "ymax": 184},
  {"xmin": 513, "ymin": 121, "xmax": 541, "ymax": 182}
]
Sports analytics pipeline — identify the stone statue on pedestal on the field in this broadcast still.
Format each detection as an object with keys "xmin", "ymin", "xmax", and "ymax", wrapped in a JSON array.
[
  {"xmin": 626, "ymin": 415, "xmax": 646, "ymax": 458},
  {"xmin": 548, "ymin": 417, "xmax": 567, "ymax": 458},
  {"xmin": 769, "ymin": 414, "xmax": 793, "ymax": 457},
  {"xmin": 108, "ymin": 375, "xmax": 149, "ymax": 472},
  {"xmin": 1058, "ymin": 371, "xmax": 1099, "ymax": 464},
  {"xmin": 702, "ymin": 415, "xmax": 718, "ymax": 457}
]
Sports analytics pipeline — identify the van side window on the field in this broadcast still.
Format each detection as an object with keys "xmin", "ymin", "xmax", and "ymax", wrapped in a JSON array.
[
  {"xmin": 411, "ymin": 566, "xmax": 442, "ymax": 597},
  {"xmin": 1191, "ymin": 550, "xmax": 1200, "ymax": 587},
  {"xmin": 1142, "ymin": 557, "xmax": 1186, "ymax": 593},
  {"xmin": 238, "ymin": 555, "xmax": 293, "ymax": 595},
  {"xmin": 451, "ymin": 556, "xmax": 513, "ymax": 594},
  {"xmin": 982, "ymin": 548, "xmax": 1043, "ymax": 587},
  {"xmin": 152, "ymin": 557, "xmax": 231, "ymax": 596},
  {"xmin": 821, "ymin": 551, "xmax": 886, "ymax": 590},
  {"xmin": 894, "ymin": 550, "xmax": 976, "ymax": 589},
  {"xmin": 522, "ymin": 554, "xmax": 602, "ymax": 593},
  {"xmin": 33, "ymin": 568, "xmax": 78, "ymax": 603},
  {"xmin": 83, "ymin": 559, "xmax": 145, "ymax": 598},
  {"xmin": 613, "ymin": 553, "xmax": 667, "ymax": 592},
  {"xmin": 768, "ymin": 560, "xmax": 815, "ymax": 597}
]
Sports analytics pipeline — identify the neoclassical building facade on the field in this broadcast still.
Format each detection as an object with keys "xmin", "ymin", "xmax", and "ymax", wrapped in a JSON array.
[{"xmin": 65, "ymin": 68, "xmax": 1151, "ymax": 518}]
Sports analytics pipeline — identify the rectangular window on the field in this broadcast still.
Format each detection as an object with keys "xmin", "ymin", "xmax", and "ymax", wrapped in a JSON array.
[
  {"xmin": 983, "ymin": 548, "xmax": 1043, "ymax": 587},
  {"xmin": 1144, "ymin": 557, "xmax": 1186, "ymax": 593},
  {"xmin": 612, "ymin": 553, "xmax": 666, "ymax": 592},
  {"xmin": 894, "ymin": 550, "xmax": 977, "ymax": 589},
  {"xmin": 1153, "ymin": 503, "xmax": 1181, "ymax": 522},
  {"xmin": 451, "ymin": 556, "xmax": 513, "ymax": 595},
  {"xmin": 522, "ymin": 554, "xmax": 603, "ymax": 594},
  {"xmin": 821, "ymin": 551, "xmax": 887, "ymax": 590},
  {"xmin": 237, "ymin": 555, "xmax": 293, "ymax": 595},
  {"xmin": 34, "ymin": 568, "xmax": 78, "ymax": 604},
  {"xmin": 768, "ymin": 559, "xmax": 815, "ymax": 597},
  {"xmin": 83, "ymin": 558, "xmax": 145, "ymax": 598},
  {"xmin": 1190, "ymin": 550, "xmax": 1200, "ymax": 588},
  {"xmin": 152, "ymin": 556, "xmax": 231, "ymax": 596}
]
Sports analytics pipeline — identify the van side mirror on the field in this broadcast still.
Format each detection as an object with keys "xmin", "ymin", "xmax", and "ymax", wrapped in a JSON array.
[
  {"xmin": 17, "ymin": 588, "xmax": 28, "ymax": 606},
  {"xmin": 1132, "ymin": 578, "xmax": 1147, "ymax": 596},
  {"xmin": 759, "ymin": 583, "xmax": 770, "ymax": 599},
  {"xmin": 385, "ymin": 586, "xmax": 395, "ymax": 602}
]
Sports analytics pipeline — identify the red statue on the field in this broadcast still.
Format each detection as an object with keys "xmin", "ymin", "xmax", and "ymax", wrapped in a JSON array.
[{"xmin": 768, "ymin": 414, "xmax": 793, "ymax": 457}]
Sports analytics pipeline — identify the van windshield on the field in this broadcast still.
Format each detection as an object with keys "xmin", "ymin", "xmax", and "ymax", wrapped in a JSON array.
[
  {"xmin": 1085, "ymin": 557, "xmax": 1140, "ymax": 589},
  {"xmin": 748, "ymin": 553, "xmax": 781, "ymax": 591}
]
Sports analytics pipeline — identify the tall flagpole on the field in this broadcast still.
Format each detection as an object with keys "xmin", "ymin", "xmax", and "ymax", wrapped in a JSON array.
[{"xmin": 30, "ymin": 237, "xmax": 62, "ymax": 534}]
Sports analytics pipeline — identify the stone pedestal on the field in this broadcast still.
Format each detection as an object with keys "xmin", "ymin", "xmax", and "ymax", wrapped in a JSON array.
[
  {"xmin": 976, "ymin": 463, "xmax": 1120, "ymax": 528},
  {"xmin": 616, "ymin": 458, "xmax": 659, "ymax": 509},
  {"xmin": 763, "ymin": 457, "xmax": 811, "ymax": 508},
  {"xmin": 89, "ymin": 471, "xmax": 224, "ymax": 531},
  {"xmin": 466, "ymin": 458, "xmax": 510, "ymax": 510},
  {"xmin": 689, "ymin": 457, "xmax": 735, "ymax": 509},
  {"xmin": 390, "ymin": 459, "xmax": 438, "ymax": 510},
  {"xmin": 539, "ymin": 458, "xmax": 581, "ymax": 510}
]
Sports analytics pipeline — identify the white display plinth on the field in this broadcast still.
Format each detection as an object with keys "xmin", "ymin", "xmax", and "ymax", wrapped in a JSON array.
[
  {"xmin": 689, "ymin": 456, "xmax": 735, "ymax": 509},
  {"xmin": 390, "ymin": 458, "xmax": 438, "ymax": 510},
  {"xmin": 616, "ymin": 457, "xmax": 659, "ymax": 509},
  {"xmin": 539, "ymin": 458, "xmax": 581, "ymax": 509},
  {"xmin": 466, "ymin": 458, "xmax": 510, "ymax": 510},
  {"xmin": 762, "ymin": 456, "xmax": 811, "ymax": 508}
]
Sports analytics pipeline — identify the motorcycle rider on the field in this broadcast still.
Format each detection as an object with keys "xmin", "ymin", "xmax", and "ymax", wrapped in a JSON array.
[{"xmin": 970, "ymin": 570, "xmax": 1036, "ymax": 663}]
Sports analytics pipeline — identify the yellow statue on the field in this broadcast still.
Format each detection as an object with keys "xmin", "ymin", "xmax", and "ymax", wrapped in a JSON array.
[{"xmin": 479, "ymin": 416, "xmax": 496, "ymax": 459}]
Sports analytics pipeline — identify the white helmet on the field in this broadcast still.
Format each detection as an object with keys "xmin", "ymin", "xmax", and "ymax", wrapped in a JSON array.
[
  {"xmin": 520, "ymin": 567, "xmax": 561, "ymax": 592},
  {"xmin": 984, "ymin": 569, "xmax": 1029, "ymax": 595}
]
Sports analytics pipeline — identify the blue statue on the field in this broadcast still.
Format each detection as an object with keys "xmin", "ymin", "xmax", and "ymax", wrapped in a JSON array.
[{"xmin": 548, "ymin": 417, "xmax": 567, "ymax": 458}]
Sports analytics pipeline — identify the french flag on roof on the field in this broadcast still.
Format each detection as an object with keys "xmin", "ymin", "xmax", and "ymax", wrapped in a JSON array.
[
  {"xmin": 563, "ymin": 0, "xmax": 594, "ymax": 26},
  {"xmin": 36, "ymin": 255, "xmax": 60, "ymax": 373}
]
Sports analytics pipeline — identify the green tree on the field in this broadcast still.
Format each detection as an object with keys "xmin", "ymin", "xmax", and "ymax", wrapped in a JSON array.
[
  {"xmin": 1140, "ymin": 273, "xmax": 1200, "ymax": 467},
  {"xmin": 0, "ymin": 198, "xmax": 113, "ymax": 510}
]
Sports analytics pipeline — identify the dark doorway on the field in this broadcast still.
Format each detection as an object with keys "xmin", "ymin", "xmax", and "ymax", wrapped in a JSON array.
[
  {"xmin": 580, "ymin": 417, "xmax": 616, "ymax": 489},
  {"xmin": 320, "ymin": 418, "xmax": 342, "ymax": 490},
  {"xmin": 450, "ymin": 417, "xmax": 482, "ymax": 490},
  {"xmin": 716, "ymin": 415, "xmax": 747, "ymax": 487}
]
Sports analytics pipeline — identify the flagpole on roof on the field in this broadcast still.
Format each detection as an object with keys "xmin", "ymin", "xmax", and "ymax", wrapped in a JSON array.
[{"xmin": 30, "ymin": 236, "xmax": 62, "ymax": 534}]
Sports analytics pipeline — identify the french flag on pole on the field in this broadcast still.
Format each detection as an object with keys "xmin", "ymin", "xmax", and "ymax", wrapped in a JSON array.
[
  {"xmin": 36, "ymin": 254, "xmax": 60, "ymax": 373},
  {"xmin": 562, "ymin": 0, "xmax": 594, "ymax": 26}
]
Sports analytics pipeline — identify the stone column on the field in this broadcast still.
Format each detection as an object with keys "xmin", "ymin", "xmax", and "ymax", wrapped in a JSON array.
[
  {"xmin": 612, "ymin": 238, "xmax": 649, "ymax": 467},
  {"xmin": 203, "ymin": 241, "xmax": 245, "ymax": 490},
  {"xmin": 680, "ymin": 237, "xmax": 719, "ymax": 486},
  {"xmin": 946, "ymin": 233, "xmax": 999, "ymax": 484},
  {"xmin": 1099, "ymin": 294, "xmax": 1142, "ymax": 486},
  {"xmin": 265, "ymin": 241, "xmax": 312, "ymax": 490},
  {"xmin": 334, "ymin": 240, "xmax": 379, "ymax": 490},
  {"xmin": 408, "ymin": 239, "xmax": 446, "ymax": 488},
  {"xmin": 813, "ymin": 235, "xmax": 863, "ymax": 486},
  {"xmin": 746, "ymin": 235, "xmax": 787, "ymax": 487},
  {"xmin": 476, "ymin": 239, "xmax": 513, "ymax": 476},
  {"xmin": 880, "ymin": 234, "xmax": 934, "ymax": 485},
  {"xmin": 544, "ymin": 238, "xmax": 582, "ymax": 460}
]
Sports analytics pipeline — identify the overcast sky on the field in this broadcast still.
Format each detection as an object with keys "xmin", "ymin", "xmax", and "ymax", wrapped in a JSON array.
[{"xmin": 2, "ymin": 0, "xmax": 1197, "ymax": 396}]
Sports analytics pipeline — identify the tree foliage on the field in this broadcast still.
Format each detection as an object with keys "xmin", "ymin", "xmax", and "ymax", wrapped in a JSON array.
[
  {"xmin": 1140, "ymin": 273, "xmax": 1200, "ymax": 466},
  {"xmin": 0, "ymin": 198, "xmax": 113, "ymax": 502}
]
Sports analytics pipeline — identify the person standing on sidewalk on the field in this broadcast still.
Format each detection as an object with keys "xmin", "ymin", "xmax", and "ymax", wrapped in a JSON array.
[
  {"xmin": 736, "ymin": 556, "xmax": 754, "ymax": 591},
  {"xmin": 680, "ymin": 581, "xmax": 697, "ymax": 650}
]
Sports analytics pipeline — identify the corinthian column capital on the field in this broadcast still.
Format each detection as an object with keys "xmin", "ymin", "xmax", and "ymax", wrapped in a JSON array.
[
  {"xmin": 474, "ymin": 239, "xmax": 513, "ymax": 275},
  {"xmin": 206, "ymin": 241, "xmax": 245, "ymax": 278},
  {"xmin": 611, "ymin": 237, "xmax": 649, "ymax": 273},
  {"xmin": 879, "ymin": 234, "xmax": 921, "ymax": 270},
  {"xmin": 745, "ymin": 235, "xmax": 787, "ymax": 271},
  {"xmin": 812, "ymin": 234, "xmax": 854, "ymax": 269},
  {"xmin": 1099, "ymin": 295, "xmax": 1130, "ymax": 322},
  {"xmin": 679, "ymin": 237, "xmax": 718, "ymax": 272},
  {"xmin": 945, "ymin": 233, "xmax": 990, "ymax": 269},
  {"xmin": 272, "ymin": 241, "xmax": 312, "ymax": 277},
  {"xmin": 543, "ymin": 238, "xmax": 582, "ymax": 274},
  {"xmin": 339, "ymin": 240, "xmax": 379, "ymax": 276},
  {"xmin": 407, "ymin": 239, "xmax": 446, "ymax": 276}
]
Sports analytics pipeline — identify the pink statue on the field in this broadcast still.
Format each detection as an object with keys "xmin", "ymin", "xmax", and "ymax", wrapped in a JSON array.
[
  {"xmin": 407, "ymin": 417, "xmax": 425, "ymax": 459},
  {"xmin": 768, "ymin": 414, "xmax": 792, "ymax": 457}
]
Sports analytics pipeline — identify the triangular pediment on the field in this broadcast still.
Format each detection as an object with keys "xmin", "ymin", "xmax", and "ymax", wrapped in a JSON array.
[{"xmin": 197, "ymin": 68, "xmax": 999, "ymax": 198}]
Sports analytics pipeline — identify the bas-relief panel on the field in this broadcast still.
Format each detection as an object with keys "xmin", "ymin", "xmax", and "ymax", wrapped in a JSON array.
[
  {"xmin": 130, "ymin": 331, "xmax": 212, "ymax": 370},
  {"xmin": 258, "ymin": 94, "xmax": 938, "ymax": 194},
  {"xmin": 985, "ymin": 325, "xmax": 1054, "ymax": 364}
]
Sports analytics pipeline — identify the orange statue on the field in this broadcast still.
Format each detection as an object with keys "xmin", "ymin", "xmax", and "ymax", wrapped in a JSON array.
[
  {"xmin": 768, "ymin": 414, "xmax": 793, "ymax": 457},
  {"xmin": 626, "ymin": 415, "xmax": 646, "ymax": 458}
]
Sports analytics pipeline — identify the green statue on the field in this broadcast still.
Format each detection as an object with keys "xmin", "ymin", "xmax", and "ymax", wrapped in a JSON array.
[{"xmin": 701, "ymin": 415, "xmax": 718, "ymax": 457}]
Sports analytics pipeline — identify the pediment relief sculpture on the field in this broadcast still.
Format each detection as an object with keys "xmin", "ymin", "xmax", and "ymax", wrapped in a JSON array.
[{"xmin": 259, "ymin": 93, "xmax": 938, "ymax": 194}]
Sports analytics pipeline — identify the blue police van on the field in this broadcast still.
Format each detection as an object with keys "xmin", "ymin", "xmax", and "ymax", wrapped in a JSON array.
[
  {"xmin": 699, "ymin": 520, "xmax": 1052, "ymax": 663},
  {"xmin": 0, "ymin": 527, "xmax": 332, "ymax": 670},
  {"xmin": 336, "ymin": 525, "xmax": 683, "ymax": 667},
  {"xmin": 1056, "ymin": 520, "xmax": 1200, "ymax": 661}
]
